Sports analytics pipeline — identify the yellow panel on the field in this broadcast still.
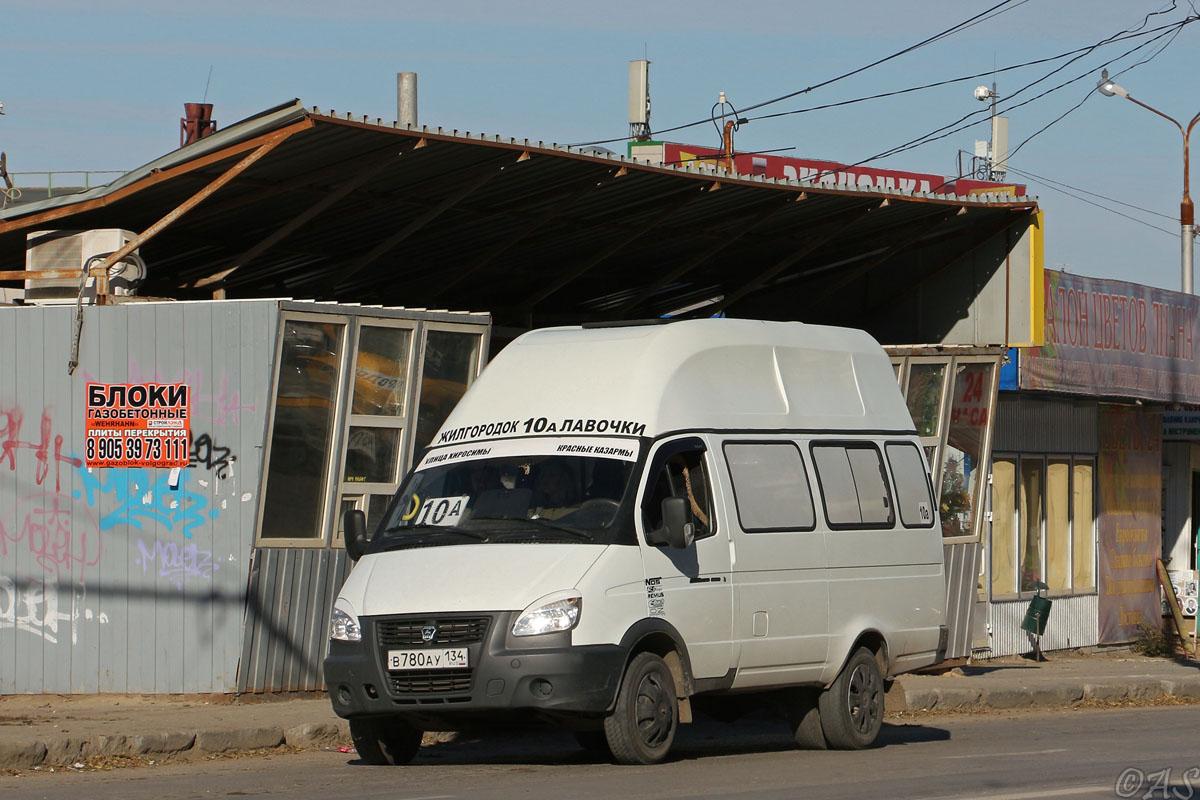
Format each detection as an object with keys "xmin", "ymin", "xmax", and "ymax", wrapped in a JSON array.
[{"xmin": 1005, "ymin": 210, "xmax": 1045, "ymax": 347}]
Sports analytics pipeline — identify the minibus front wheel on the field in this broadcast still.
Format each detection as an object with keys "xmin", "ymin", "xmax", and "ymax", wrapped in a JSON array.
[
  {"xmin": 349, "ymin": 716, "xmax": 423, "ymax": 765},
  {"xmin": 603, "ymin": 652, "xmax": 678, "ymax": 765}
]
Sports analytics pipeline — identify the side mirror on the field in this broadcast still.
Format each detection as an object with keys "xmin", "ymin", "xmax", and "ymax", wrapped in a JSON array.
[
  {"xmin": 660, "ymin": 496, "xmax": 695, "ymax": 549},
  {"xmin": 344, "ymin": 509, "xmax": 368, "ymax": 561}
]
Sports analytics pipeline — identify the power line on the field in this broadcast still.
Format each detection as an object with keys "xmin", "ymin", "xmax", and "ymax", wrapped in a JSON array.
[
  {"xmin": 847, "ymin": 19, "xmax": 1189, "ymax": 171},
  {"xmin": 1004, "ymin": 20, "xmax": 1185, "ymax": 164},
  {"xmin": 1004, "ymin": 164, "xmax": 1176, "ymax": 222},
  {"xmin": 570, "ymin": 0, "xmax": 1025, "ymax": 146},
  {"xmin": 1007, "ymin": 164, "xmax": 1180, "ymax": 237},
  {"xmin": 743, "ymin": 13, "xmax": 1190, "ymax": 128}
]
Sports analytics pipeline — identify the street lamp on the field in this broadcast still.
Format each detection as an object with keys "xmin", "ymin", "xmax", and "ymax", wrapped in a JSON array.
[{"xmin": 1098, "ymin": 70, "xmax": 1200, "ymax": 294}]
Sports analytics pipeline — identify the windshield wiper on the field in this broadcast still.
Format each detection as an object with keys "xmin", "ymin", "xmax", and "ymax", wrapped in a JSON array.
[
  {"xmin": 520, "ymin": 517, "xmax": 596, "ymax": 541},
  {"xmin": 381, "ymin": 524, "xmax": 488, "ymax": 541}
]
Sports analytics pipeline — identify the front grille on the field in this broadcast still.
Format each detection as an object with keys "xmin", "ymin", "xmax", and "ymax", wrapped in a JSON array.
[
  {"xmin": 387, "ymin": 668, "xmax": 473, "ymax": 695},
  {"xmin": 376, "ymin": 617, "xmax": 489, "ymax": 646}
]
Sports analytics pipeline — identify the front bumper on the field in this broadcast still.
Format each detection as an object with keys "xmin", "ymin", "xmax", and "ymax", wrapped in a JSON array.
[{"xmin": 323, "ymin": 611, "xmax": 626, "ymax": 726}]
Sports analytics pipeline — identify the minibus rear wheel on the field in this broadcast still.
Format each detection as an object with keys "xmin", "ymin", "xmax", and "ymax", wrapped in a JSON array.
[
  {"xmin": 603, "ymin": 652, "xmax": 678, "ymax": 765},
  {"xmin": 817, "ymin": 647, "xmax": 884, "ymax": 749},
  {"xmin": 349, "ymin": 716, "xmax": 423, "ymax": 765}
]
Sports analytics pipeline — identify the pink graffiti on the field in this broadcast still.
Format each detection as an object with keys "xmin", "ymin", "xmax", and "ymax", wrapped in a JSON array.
[
  {"xmin": 115, "ymin": 362, "xmax": 254, "ymax": 425},
  {"xmin": 0, "ymin": 406, "xmax": 83, "ymax": 493},
  {"xmin": 1, "ymin": 496, "xmax": 102, "ymax": 583}
]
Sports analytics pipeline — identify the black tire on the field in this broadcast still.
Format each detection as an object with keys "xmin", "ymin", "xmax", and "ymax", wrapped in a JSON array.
[
  {"xmin": 349, "ymin": 716, "xmax": 423, "ymax": 765},
  {"xmin": 785, "ymin": 689, "xmax": 827, "ymax": 750},
  {"xmin": 573, "ymin": 730, "xmax": 610, "ymax": 753},
  {"xmin": 603, "ymin": 652, "xmax": 678, "ymax": 765},
  {"xmin": 817, "ymin": 647, "xmax": 885, "ymax": 750}
]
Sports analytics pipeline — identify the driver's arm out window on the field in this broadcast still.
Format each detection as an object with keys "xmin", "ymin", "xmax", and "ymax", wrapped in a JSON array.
[{"xmin": 642, "ymin": 450, "xmax": 715, "ymax": 540}]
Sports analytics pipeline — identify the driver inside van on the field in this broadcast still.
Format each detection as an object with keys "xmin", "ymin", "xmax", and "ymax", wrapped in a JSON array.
[{"xmin": 530, "ymin": 459, "xmax": 579, "ymax": 519}]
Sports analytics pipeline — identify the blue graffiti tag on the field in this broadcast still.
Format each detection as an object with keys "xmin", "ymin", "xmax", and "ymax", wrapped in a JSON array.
[{"xmin": 74, "ymin": 466, "xmax": 217, "ymax": 539}]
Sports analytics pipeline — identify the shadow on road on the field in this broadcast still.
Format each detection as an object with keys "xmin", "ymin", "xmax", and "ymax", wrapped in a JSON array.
[{"xmin": 346, "ymin": 714, "xmax": 952, "ymax": 767}]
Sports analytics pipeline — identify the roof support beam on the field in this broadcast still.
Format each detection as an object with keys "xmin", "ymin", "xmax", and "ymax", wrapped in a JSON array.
[
  {"xmin": 798, "ymin": 207, "xmax": 962, "ymax": 313},
  {"xmin": 520, "ymin": 186, "xmax": 706, "ymax": 312},
  {"xmin": 193, "ymin": 148, "xmax": 407, "ymax": 288},
  {"xmin": 76, "ymin": 128, "xmax": 299, "ymax": 300},
  {"xmin": 699, "ymin": 201, "xmax": 880, "ymax": 318},
  {"xmin": 0, "ymin": 119, "xmax": 313, "ymax": 235},
  {"xmin": 428, "ymin": 168, "xmax": 625, "ymax": 301},
  {"xmin": 182, "ymin": 142, "xmax": 411, "ymax": 225},
  {"xmin": 611, "ymin": 196, "xmax": 796, "ymax": 318},
  {"xmin": 332, "ymin": 158, "xmax": 511, "ymax": 290}
]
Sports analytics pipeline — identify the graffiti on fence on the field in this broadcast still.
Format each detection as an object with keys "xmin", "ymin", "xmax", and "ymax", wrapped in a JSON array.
[
  {"xmin": 1, "ymin": 405, "xmax": 83, "ymax": 493},
  {"xmin": 0, "ymin": 576, "xmax": 108, "ymax": 645},
  {"xmin": 134, "ymin": 538, "xmax": 219, "ymax": 589},
  {"xmin": 76, "ymin": 466, "xmax": 218, "ymax": 539}
]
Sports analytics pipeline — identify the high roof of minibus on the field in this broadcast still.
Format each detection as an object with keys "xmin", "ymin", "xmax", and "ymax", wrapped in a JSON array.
[{"xmin": 433, "ymin": 318, "xmax": 916, "ymax": 446}]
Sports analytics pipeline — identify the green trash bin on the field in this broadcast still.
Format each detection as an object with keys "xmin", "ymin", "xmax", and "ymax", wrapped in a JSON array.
[{"xmin": 1021, "ymin": 592, "xmax": 1052, "ymax": 636}]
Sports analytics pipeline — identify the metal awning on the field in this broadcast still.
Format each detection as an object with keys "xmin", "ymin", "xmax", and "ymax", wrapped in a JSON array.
[{"xmin": 0, "ymin": 100, "xmax": 1038, "ymax": 332}]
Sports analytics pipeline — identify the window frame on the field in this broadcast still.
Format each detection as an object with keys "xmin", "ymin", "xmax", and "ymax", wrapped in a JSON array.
[
  {"xmin": 333, "ymin": 319, "xmax": 419, "ymax": 546},
  {"xmin": 987, "ymin": 451, "xmax": 1097, "ymax": 600},
  {"xmin": 405, "ymin": 321, "xmax": 489, "ymax": 469},
  {"xmin": 256, "ymin": 312, "xmax": 489, "ymax": 549},
  {"xmin": 255, "ymin": 311, "xmax": 352, "ymax": 548},
  {"xmin": 639, "ymin": 437, "xmax": 718, "ymax": 544},
  {"xmin": 891, "ymin": 354, "xmax": 1000, "ymax": 544},
  {"xmin": 884, "ymin": 440, "xmax": 937, "ymax": 530},
  {"xmin": 810, "ymin": 440, "xmax": 897, "ymax": 531},
  {"xmin": 722, "ymin": 439, "xmax": 816, "ymax": 533}
]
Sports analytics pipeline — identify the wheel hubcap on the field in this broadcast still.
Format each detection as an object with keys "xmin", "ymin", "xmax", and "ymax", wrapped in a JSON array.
[
  {"xmin": 634, "ymin": 672, "xmax": 673, "ymax": 747},
  {"xmin": 847, "ymin": 664, "xmax": 882, "ymax": 735}
]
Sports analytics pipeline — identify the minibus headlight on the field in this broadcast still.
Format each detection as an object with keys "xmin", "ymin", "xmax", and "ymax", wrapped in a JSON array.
[
  {"xmin": 330, "ymin": 606, "xmax": 362, "ymax": 642},
  {"xmin": 512, "ymin": 593, "xmax": 582, "ymax": 637}
]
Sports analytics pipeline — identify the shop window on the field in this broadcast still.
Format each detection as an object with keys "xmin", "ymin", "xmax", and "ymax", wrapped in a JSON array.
[
  {"xmin": 1046, "ymin": 460, "xmax": 1071, "ymax": 591},
  {"xmin": 724, "ymin": 442, "xmax": 815, "ymax": 531},
  {"xmin": 1072, "ymin": 461, "xmax": 1096, "ymax": 590},
  {"xmin": 940, "ymin": 363, "xmax": 991, "ymax": 539},
  {"xmin": 259, "ymin": 320, "xmax": 345, "ymax": 540},
  {"xmin": 905, "ymin": 363, "xmax": 946, "ymax": 439},
  {"xmin": 990, "ymin": 458, "xmax": 1017, "ymax": 596},
  {"xmin": 336, "ymin": 323, "xmax": 416, "ymax": 543},
  {"xmin": 885, "ymin": 442, "xmax": 936, "ymax": 528},
  {"xmin": 813, "ymin": 443, "xmax": 895, "ymax": 528},
  {"xmin": 413, "ymin": 330, "xmax": 482, "ymax": 455},
  {"xmin": 259, "ymin": 315, "xmax": 486, "ymax": 547},
  {"xmin": 990, "ymin": 453, "xmax": 1095, "ymax": 597},
  {"xmin": 1019, "ymin": 460, "xmax": 1044, "ymax": 592}
]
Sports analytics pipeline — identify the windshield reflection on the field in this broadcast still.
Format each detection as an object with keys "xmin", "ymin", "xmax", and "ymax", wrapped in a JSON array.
[{"xmin": 372, "ymin": 454, "xmax": 634, "ymax": 548}]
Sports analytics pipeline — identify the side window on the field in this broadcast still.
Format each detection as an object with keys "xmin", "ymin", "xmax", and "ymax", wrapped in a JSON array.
[
  {"xmin": 886, "ymin": 442, "xmax": 936, "ymax": 528},
  {"xmin": 723, "ymin": 442, "xmax": 815, "ymax": 531},
  {"xmin": 812, "ymin": 443, "xmax": 895, "ymax": 528},
  {"xmin": 642, "ymin": 442, "xmax": 715, "ymax": 541}
]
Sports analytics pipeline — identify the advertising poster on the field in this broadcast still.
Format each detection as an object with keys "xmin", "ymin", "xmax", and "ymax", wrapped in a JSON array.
[
  {"xmin": 1096, "ymin": 405, "xmax": 1162, "ymax": 643},
  {"xmin": 84, "ymin": 383, "xmax": 191, "ymax": 468},
  {"xmin": 1023, "ymin": 270, "xmax": 1200, "ymax": 404}
]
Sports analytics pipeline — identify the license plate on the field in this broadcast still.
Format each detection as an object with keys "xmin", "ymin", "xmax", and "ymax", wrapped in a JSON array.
[{"xmin": 387, "ymin": 648, "xmax": 469, "ymax": 670}]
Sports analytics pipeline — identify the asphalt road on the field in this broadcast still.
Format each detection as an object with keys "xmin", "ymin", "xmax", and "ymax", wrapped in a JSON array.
[{"xmin": 3, "ymin": 705, "xmax": 1198, "ymax": 800}]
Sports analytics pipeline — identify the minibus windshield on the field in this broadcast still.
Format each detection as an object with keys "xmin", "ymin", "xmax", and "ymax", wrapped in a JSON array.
[{"xmin": 369, "ymin": 439, "xmax": 639, "ymax": 550}]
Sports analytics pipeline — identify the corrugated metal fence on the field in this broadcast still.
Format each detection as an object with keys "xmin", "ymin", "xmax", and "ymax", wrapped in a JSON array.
[
  {"xmin": 237, "ymin": 548, "xmax": 351, "ymax": 692},
  {"xmin": 0, "ymin": 301, "xmax": 276, "ymax": 693}
]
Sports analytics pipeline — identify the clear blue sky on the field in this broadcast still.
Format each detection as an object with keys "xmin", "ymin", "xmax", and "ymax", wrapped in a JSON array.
[{"xmin": 2, "ymin": 0, "xmax": 1197, "ymax": 292}]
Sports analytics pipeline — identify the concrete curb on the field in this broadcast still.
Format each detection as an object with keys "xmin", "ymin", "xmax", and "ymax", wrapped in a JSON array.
[
  {"xmin": 0, "ymin": 720, "xmax": 351, "ymax": 770},
  {"xmin": 897, "ymin": 676, "xmax": 1200, "ymax": 712}
]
